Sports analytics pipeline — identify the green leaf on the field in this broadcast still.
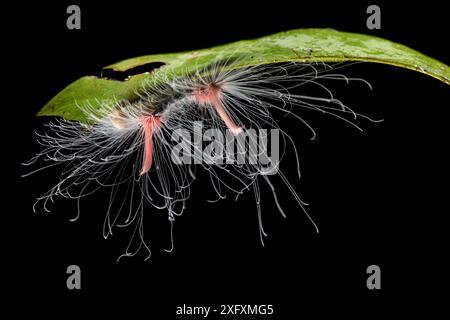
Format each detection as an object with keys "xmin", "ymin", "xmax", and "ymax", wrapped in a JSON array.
[{"xmin": 38, "ymin": 28, "xmax": 450, "ymax": 123}]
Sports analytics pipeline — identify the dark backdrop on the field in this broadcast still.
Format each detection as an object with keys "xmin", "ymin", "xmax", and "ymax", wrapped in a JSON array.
[{"xmin": 4, "ymin": 0, "xmax": 449, "ymax": 316}]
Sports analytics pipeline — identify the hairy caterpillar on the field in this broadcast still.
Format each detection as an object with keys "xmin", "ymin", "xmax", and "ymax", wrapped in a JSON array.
[{"xmin": 24, "ymin": 57, "xmax": 380, "ymax": 260}]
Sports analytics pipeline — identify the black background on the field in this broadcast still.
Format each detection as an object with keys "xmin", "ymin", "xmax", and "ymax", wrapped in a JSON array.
[{"xmin": 4, "ymin": 0, "xmax": 449, "ymax": 316}]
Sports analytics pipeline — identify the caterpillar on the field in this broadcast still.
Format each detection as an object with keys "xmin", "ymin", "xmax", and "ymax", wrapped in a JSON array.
[{"xmin": 24, "ymin": 58, "xmax": 377, "ymax": 260}]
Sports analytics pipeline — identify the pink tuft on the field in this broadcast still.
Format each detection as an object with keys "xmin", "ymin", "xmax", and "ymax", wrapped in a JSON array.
[
  {"xmin": 140, "ymin": 116, "xmax": 162, "ymax": 175},
  {"xmin": 195, "ymin": 85, "xmax": 242, "ymax": 134}
]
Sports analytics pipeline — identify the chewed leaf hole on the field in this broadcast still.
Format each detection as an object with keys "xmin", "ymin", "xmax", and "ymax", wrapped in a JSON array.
[{"xmin": 100, "ymin": 62, "xmax": 166, "ymax": 81}]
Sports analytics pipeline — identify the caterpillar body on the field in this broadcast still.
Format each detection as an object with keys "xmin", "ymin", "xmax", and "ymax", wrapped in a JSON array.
[{"xmin": 24, "ymin": 59, "xmax": 378, "ymax": 260}]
